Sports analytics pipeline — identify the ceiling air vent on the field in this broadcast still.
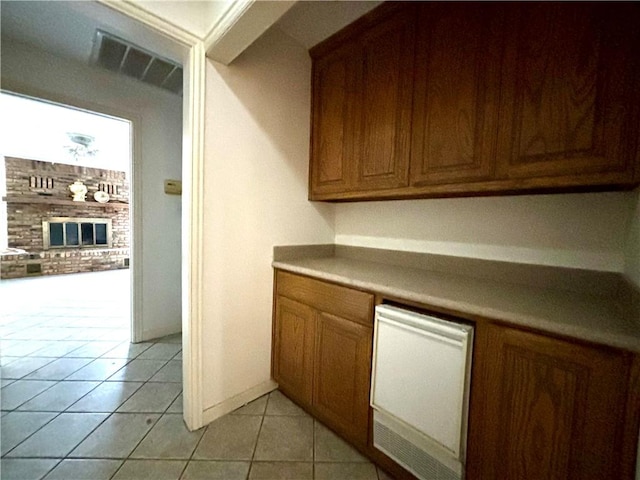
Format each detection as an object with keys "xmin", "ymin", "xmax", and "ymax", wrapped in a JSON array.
[{"xmin": 91, "ymin": 30, "xmax": 183, "ymax": 96}]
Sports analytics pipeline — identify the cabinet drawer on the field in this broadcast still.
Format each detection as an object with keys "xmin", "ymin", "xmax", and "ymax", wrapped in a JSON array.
[{"xmin": 276, "ymin": 270, "xmax": 374, "ymax": 326}]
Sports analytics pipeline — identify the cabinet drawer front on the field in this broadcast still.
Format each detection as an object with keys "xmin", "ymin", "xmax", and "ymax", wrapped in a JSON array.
[{"xmin": 276, "ymin": 271, "xmax": 374, "ymax": 325}]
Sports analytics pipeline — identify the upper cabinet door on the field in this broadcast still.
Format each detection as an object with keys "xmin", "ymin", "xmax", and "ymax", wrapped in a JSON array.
[
  {"xmin": 352, "ymin": 8, "xmax": 416, "ymax": 191},
  {"xmin": 496, "ymin": 3, "xmax": 640, "ymax": 181},
  {"xmin": 309, "ymin": 2, "xmax": 639, "ymax": 201},
  {"xmin": 310, "ymin": 44, "xmax": 360, "ymax": 196},
  {"xmin": 410, "ymin": 3, "xmax": 502, "ymax": 186}
]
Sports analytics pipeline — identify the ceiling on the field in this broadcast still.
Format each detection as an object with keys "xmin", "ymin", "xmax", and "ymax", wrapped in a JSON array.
[
  {"xmin": 0, "ymin": 1, "xmax": 381, "ymax": 168},
  {"xmin": 0, "ymin": 1, "xmax": 188, "ymax": 67},
  {"xmin": 1, "ymin": 1, "xmax": 381, "ymax": 70},
  {"xmin": 276, "ymin": 1, "xmax": 381, "ymax": 49}
]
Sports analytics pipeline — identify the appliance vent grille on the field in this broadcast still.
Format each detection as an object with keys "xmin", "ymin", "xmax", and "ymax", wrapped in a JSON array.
[
  {"xmin": 91, "ymin": 30, "xmax": 183, "ymax": 95},
  {"xmin": 374, "ymin": 419, "xmax": 460, "ymax": 480}
]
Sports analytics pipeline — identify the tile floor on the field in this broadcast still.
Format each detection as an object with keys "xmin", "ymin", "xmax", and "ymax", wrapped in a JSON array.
[{"xmin": 1, "ymin": 271, "xmax": 394, "ymax": 479}]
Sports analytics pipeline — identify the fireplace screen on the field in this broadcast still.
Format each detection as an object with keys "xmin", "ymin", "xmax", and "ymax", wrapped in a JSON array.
[{"xmin": 43, "ymin": 217, "xmax": 112, "ymax": 249}]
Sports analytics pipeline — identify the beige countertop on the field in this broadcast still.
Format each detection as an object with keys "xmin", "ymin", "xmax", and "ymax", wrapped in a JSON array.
[{"xmin": 272, "ymin": 245, "xmax": 640, "ymax": 354}]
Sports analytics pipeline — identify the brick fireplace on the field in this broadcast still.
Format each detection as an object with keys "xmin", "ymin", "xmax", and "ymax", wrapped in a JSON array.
[{"xmin": 1, "ymin": 157, "xmax": 130, "ymax": 279}]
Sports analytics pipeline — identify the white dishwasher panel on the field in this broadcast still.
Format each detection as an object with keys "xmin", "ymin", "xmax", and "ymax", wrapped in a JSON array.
[{"xmin": 371, "ymin": 305, "xmax": 473, "ymax": 460}]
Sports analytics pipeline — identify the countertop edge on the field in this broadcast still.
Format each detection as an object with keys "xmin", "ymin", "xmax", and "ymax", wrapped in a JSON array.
[{"xmin": 272, "ymin": 260, "xmax": 640, "ymax": 354}]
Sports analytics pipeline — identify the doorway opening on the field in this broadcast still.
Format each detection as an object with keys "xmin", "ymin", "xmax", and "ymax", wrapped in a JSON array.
[
  {"xmin": 0, "ymin": 0, "xmax": 199, "ymax": 430},
  {"xmin": 0, "ymin": 91, "xmax": 135, "ymax": 341}
]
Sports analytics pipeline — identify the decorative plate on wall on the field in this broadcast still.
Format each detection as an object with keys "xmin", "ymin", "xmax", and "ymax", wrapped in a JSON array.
[{"xmin": 94, "ymin": 191, "xmax": 110, "ymax": 203}]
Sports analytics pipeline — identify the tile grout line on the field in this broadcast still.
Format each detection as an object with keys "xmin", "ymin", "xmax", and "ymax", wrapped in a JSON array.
[
  {"xmin": 1, "ymin": 410, "xmax": 64, "ymax": 458},
  {"xmin": 23, "ymin": 357, "xmax": 101, "ymax": 383},
  {"xmin": 107, "ymin": 457, "xmax": 127, "ymax": 480},
  {"xmin": 246, "ymin": 394, "xmax": 270, "ymax": 480},
  {"xmin": 34, "ymin": 346, "xmax": 177, "ymax": 477},
  {"xmin": 1, "ymin": 275, "xmax": 189, "ymax": 480},
  {"xmin": 49, "ymin": 341, "xmax": 157, "ymax": 416},
  {"xmin": 106, "ymin": 409, "xmax": 164, "ymax": 480},
  {"xmin": 1, "ymin": 341, "xmax": 181, "ymax": 462},
  {"xmin": 85, "ymin": 346, "xmax": 182, "ymax": 479},
  {"xmin": 2, "ymin": 342, "xmax": 139, "ymax": 415},
  {"xmin": 1, "ymin": 378, "xmax": 61, "ymax": 414},
  {"xmin": 34, "ymin": 457, "xmax": 63, "ymax": 480},
  {"xmin": 178, "ymin": 410, "xmax": 210, "ymax": 480},
  {"xmin": 0, "ymin": 356, "xmax": 59, "ymax": 382}
]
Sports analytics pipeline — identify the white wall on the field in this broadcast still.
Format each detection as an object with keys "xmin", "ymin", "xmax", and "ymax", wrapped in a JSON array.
[
  {"xmin": 1, "ymin": 39, "xmax": 183, "ymax": 340},
  {"xmin": 335, "ymin": 192, "xmax": 636, "ymax": 273},
  {"xmin": 202, "ymin": 27, "xmax": 334, "ymax": 414},
  {"xmin": 624, "ymin": 189, "xmax": 640, "ymax": 287}
]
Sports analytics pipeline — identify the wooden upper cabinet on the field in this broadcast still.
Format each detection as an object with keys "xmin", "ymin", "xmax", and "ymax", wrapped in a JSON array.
[
  {"xmin": 310, "ymin": 45, "xmax": 359, "ymax": 196},
  {"xmin": 468, "ymin": 323, "xmax": 635, "ymax": 480},
  {"xmin": 353, "ymin": 8, "xmax": 415, "ymax": 191},
  {"xmin": 309, "ymin": 4, "xmax": 415, "ymax": 199},
  {"xmin": 410, "ymin": 3, "xmax": 501, "ymax": 186},
  {"xmin": 309, "ymin": 2, "xmax": 640, "ymax": 201},
  {"xmin": 496, "ymin": 3, "xmax": 640, "ymax": 183}
]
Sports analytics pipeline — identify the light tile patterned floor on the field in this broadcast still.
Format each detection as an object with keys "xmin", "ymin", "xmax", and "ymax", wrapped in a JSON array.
[{"xmin": 1, "ymin": 271, "xmax": 394, "ymax": 479}]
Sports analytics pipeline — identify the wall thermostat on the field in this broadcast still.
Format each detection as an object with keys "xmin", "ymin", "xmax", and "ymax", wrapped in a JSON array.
[{"xmin": 164, "ymin": 179, "xmax": 182, "ymax": 195}]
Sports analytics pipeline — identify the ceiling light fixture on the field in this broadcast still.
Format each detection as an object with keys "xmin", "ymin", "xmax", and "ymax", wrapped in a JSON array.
[{"xmin": 65, "ymin": 132, "xmax": 98, "ymax": 162}]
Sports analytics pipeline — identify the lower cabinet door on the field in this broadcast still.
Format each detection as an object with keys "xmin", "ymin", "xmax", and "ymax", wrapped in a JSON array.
[
  {"xmin": 273, "ymin": 296, "xmax": 315, "ymax": 407},
  {"xmin": 468, "ymin": 323, "xmax": 633, "ymax": 480},
  {"xmin": 313, "ymin": 311, "xmax": 373, "ymax": 445}
]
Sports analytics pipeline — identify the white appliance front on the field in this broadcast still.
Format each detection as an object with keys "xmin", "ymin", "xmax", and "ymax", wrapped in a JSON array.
[{"xmin": 370, "ymin": 305, "xmax": 473, "ymax": 480}]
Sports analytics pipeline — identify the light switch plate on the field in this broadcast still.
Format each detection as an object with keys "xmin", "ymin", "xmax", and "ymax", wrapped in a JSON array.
[{"xmin": 164, "ymin": 179, "xmax": 182, "ymax": 195}]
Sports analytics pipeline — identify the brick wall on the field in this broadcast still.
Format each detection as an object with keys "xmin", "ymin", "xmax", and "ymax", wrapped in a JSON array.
[
  {"xmin": 6, "ymin": 203, "xmax": 129, "ymax": 251},
  {"xmin": 2, "ymin": 157, "xmax": 130, "ymax": 279},
  {"xmin": 1, "ymin": 249, "xmax": 129, "ymax": 279},
  {"xmin": 5, "ymin": 157, "xmax": 129, "ymax": 202}
]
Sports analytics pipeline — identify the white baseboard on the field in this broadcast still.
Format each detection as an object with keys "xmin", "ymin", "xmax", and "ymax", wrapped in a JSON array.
[
  {"xmin": 140, "ymin": 324, "xmax": 181, "ymax": 342},
  {"xmin": 202, "ymin": 380, "xmax": 278, "ymax": 426}
]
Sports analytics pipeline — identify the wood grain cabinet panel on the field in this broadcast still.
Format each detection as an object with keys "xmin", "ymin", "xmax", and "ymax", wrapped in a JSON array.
[
  {"xmin": 309, "ymin": 4, "xmax": 415, "ymax": 199},
  {"xmin": 272, "ymin": 296, "xmax": 315, "ymax": 406},
  {"xmin": 468, "ymin": 323, "xmax": 635, "ymax": 480},
  {"xmin": 273, "ymin": 271, "xmax": 639, "ymax": 479},
  {"xmin": 272, "ymin": 271, "xmax": 374, "ymax": 446},
  {"xmin": 277, "ymin": 270, "xmax": 373, "ymax": 326},
  {"xmin": 410, "ymin": 3, "xmax": 501, "ymax": 186},
  {"xmin": 310, "ymin": 45, "xmax": 359, "ymax": 195},
  {"xmin": 496, "ymin": 3, "xmax": 640, "ymax": 184},
  {"xmin": 309, "ymin": 2, "xmax": 640, "ymax": 200},
  {"xmin": 353, "ymin": 9, "xmax": 415, "ymax": 191},
  {"xmin": 313, "ymin": 311, "xmax": 373, "ymax": 445}
]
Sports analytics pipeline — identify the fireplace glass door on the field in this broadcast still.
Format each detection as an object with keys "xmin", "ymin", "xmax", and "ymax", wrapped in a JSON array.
[{"xmin": 43, "ymin": 217, "xmax": 112, "ymax": 249}]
